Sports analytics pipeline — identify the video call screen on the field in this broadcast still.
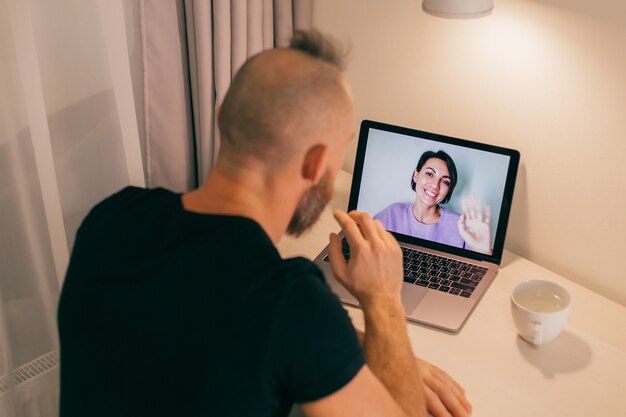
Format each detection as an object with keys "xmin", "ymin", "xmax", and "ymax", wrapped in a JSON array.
[{"xmin": 354, "ymin": 127, "xmax": 513, "ymax": 254}]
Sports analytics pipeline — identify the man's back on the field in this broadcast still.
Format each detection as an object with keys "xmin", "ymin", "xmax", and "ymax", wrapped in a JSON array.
[
  {"xmin": 57, "ymin": 30, "xmax": 472, "ymax": 417},
  {"xmin": 58, "ymin": 187, "xmax": 363, "ymax": 417}
]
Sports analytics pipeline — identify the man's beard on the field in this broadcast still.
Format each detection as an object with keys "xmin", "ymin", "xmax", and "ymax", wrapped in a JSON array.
[{"xmin": 286, "ymin": 170, "xmax": 333, "ymax": 237}]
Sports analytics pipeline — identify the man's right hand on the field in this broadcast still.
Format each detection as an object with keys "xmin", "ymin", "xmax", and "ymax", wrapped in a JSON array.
[
  {"xmin": 328, "ymin": 210, "xmax": 404, "ymax": 307},
  {"xmin": 323, "ymin": 210, "xmax": 426, "ymax": 417}
]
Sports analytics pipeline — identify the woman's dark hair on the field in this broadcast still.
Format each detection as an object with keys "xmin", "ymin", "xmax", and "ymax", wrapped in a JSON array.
[{"xmin": 410, "ymin": 150, "xmax": 458, "ymax": 204}]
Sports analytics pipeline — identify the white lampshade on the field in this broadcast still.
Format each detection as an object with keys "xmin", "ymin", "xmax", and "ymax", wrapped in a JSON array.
[{"xmin": 422, "ymin": 0, "xmax": 494, "ymax": 18}]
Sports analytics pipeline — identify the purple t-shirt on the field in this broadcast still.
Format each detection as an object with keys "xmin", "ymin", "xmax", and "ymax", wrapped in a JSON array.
[{"xmin": 373, "ymin": 203, "xmax": 465, "ymax": 249}]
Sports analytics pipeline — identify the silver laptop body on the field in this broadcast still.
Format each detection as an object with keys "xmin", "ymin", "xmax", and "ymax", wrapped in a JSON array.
[{"xmin": 314, "ymin": 120, "xmax": 520, "ymax": 333}]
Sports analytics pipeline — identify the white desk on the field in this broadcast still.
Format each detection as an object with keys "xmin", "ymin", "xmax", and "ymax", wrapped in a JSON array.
[{"xmin": 278, "ymin": 170, "xmax": 626, "ymax": 417}]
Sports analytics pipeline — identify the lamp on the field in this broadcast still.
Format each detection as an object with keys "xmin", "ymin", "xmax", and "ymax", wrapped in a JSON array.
[{"xmin": 422, "ymin": 0, "xmax": 493, "ymax": 18}]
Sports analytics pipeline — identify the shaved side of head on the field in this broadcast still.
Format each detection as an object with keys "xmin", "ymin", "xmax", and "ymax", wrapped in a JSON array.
[{"xmin": 218, "ymin": 30, "xmax": 351, "ymax": 171}]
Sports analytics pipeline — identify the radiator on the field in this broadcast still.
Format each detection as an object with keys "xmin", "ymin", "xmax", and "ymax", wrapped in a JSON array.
[{"xmin": 0, "ymin": 351, "xmax": 59, "ymax": 417}]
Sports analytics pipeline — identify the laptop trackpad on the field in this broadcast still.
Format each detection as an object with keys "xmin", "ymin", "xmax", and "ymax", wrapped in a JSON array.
[{"xmin": 401, "ymin": 283, "xmax": 428, "ymax": 314}]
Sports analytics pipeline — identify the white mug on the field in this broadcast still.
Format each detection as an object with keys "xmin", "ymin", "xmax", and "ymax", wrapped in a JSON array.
[{"xmin": 510, "ymin": 280, "xmax": 572, "ymax": 346}]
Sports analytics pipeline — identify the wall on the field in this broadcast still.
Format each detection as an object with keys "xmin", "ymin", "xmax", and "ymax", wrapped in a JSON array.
[{"xmin": 313, "ymin": 0, "xmax": 626, "ymax": 305}]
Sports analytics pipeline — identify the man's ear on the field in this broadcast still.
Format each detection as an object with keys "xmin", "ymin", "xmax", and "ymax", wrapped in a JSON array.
[{"xmin": 302, "ymin": 144, "xmax": 329, "ymax": 184}]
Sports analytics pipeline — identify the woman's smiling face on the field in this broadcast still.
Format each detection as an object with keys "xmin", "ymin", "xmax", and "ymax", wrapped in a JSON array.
[{"xmin": 413, "ymin": 158, "xmax": 452, "ymax": 207}]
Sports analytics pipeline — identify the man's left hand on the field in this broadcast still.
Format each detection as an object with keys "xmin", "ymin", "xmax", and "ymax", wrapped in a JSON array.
[{"xmin": 416, "ymin": 357, "xmax": 472, "ymax": 417}]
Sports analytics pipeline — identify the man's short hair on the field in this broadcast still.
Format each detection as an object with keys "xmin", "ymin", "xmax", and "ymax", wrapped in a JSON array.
[
  {"xmin": 289, "ymin": 29, "xmax": 347, "ymax": 70},
  {"xmin": 218, "ymin": 30, "xmax": 350, "ymax": 168}
]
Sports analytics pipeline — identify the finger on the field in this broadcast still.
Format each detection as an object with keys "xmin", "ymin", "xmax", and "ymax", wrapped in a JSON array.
[
  {"xmin": 416, "ymin": 358, "xmax": 472, "ymax": 416},
  {"xmin": 457, "ymin": 214, "xmax": 466, "ymax": 232},
  {"xmin": 327, "ymin": 232, "xmax": 348, "ymax": 283},
  {"xmin": 423, "ymin": 384, "xmax": 452, "ymax": 417},
  {"xmin": 469, "ymin": 196, "xmax": 478, "ymax": 219},
  {"xmin": 428, "ymin": 363, "xmax": 465, "ymax": 394},
  {"xmin": 461, "ymin": 196, "xmax": 469, "ymax": 215},
  {"xmin": 372, "ymin": 218, "xmax": 392, "ymax": 241},
  {"xmin": 432, "ymin": 367, "xmax": 471, "ymax": 409},
  {"xmin": 424, "ymin": 374, "xmax": 471, "ymax": 417},
  {"xmin": 348, "ymin": 210, "xmax": 379, "ymax": 242},
  {"xmin": 375, "ymin": 220, "xmax": 403, "ymax": 260},
  {"xmin": 445, "ymin": 386, "xmax": 472, "ymax": 417},
  {"xmin": 484, "ymin": 204, "xmax": 492, "ymax": 224},
  {"xmin": 441, "ymin": 391, "xmax": 471, "ymax": 417},
  {"xmin": 457, "ymin": 389, "xmax": 472, "ymax": 415},
  {"xmin": 333, "ymin": 210, "xmax": 364, "ymax": 248},
  {"xmin": 375, "ymin": 221, "xmax": 400, "ymax": 250},
  {"xmin": 470, "ymin": 196, "xmax": 482, "ymax": 221}
]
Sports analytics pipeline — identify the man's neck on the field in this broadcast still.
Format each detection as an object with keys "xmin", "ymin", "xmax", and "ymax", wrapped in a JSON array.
[{"xmin": 181, "ymin": 166, "xmax": 298, "ymax": 244}]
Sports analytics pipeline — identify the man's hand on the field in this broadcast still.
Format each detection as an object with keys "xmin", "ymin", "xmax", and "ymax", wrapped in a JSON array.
[
  {"xmin": 456, "ymin": 195, "xmax": 492, "ymax": 256},
  {"xmin": 355, "ymin": 329, "xmax": 473, "ymax": 417},
  {"xmin": 416, "ymin": 358, "xmax": 472, "ymax": 417},
  {"xmin": 328, "ymin": 210, "xmax": 404, "ymax": 307},
  {"xmin": 328, "ymin": 210, "xmax": 425, "ymax": 417}
]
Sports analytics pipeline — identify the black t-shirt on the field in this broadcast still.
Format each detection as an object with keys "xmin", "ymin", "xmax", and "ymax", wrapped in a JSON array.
[{"xmin": 58, "ymin": 187, "xmax": 364, "ymax": 417}]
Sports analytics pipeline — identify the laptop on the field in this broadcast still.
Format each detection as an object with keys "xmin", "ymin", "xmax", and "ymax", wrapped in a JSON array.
[{"xmin": 314, "ymin": 120, "xmax": 520, "ymax": 333}]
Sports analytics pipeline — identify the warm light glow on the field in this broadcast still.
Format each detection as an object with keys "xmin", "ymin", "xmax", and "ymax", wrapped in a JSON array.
[{"xmin": 423, "ymin": 0, "xmax": 493, "ymax": 19}]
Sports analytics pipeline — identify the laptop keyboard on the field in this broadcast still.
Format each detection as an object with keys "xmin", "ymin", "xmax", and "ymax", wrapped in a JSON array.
[{"xmin": 323, "ymin": 239, "xmax": 488, "ymax": 298}]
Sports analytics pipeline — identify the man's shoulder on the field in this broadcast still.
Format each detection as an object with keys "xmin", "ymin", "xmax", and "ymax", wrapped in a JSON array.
[
  {"xmin": 81, "ymin": 186, "xmax": 174, "ymax": 225},
  {"xmin": 277, "ymin": 256, "xmax": 320, "ymax": 272},
  {"xmin": 69, "ymin": 186, "xmax": 183, "ymax": 265},
  {"xmin": 266, "ymin": 257, "xmax": 325, "ymax": 289},
  {"xmin": 253, "ymin": 256, "xmax": 337, "ymax": 316},
  {"xmin": 93, "ymin": 186, "xmax": 174, "ymax": 212}
]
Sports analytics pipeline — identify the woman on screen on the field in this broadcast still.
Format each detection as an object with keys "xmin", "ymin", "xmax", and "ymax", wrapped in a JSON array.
[{"xmin": 373, "ymin": 150, "xmax": 493, "ymax": 255}]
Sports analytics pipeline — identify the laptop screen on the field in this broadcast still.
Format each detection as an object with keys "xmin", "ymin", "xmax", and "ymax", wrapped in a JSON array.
[{"xmin": 348, "ymin": 120, "xmax": 520, "ymax": 263}]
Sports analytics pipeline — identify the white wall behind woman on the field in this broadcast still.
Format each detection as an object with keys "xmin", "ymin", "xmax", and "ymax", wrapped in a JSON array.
[{"xmin": 313, "ymin": 0, "xmax": 626, "ymax": 305}]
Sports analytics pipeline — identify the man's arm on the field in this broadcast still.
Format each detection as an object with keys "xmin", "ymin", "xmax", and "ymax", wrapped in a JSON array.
[
  {"xmin": 299, "ymin": 365, "xmax": 412, "ymax": 417},
  {"xmin": 302, "ymin": 210, "xmax": 472, "ymax": 417},
  {"xmin": 362, "ymin": 294, "xmax": 424, "ymax": 416},
  {"xmin": 355, "ymin": 328, "xmax": 472, "ymax": 417},
  {"xmin": 301, "ymin": 210, "xmax": 425, "ymax": 417}
]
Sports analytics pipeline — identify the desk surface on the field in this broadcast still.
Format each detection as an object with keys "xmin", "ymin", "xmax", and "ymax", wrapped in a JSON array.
[{"xmin": 277, "ymin": 170, "xmax": 626, "ymax": 417}]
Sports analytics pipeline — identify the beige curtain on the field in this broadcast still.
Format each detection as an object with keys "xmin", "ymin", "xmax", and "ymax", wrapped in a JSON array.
[
  {"xmin": 140, "ymin": 0, "xmax": 312, "ymax": 191},
  {"xmin": 0, "ymin": 0, "xmax": 144, "ymax": 415}
]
